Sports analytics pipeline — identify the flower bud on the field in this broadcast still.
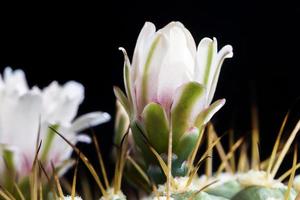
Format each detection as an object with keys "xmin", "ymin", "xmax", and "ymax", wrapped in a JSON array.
[{"xmin": 115, "ymin": 21, "xmax": 232, "ymax": 181}]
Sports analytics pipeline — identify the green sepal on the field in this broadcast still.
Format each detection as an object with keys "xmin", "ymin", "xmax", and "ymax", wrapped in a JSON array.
[
  {"xmin": 171, "ymin": 82, "xmax": 205, "ymax": 147},
  {"xmin": 173, "ymin": 127, "xmax": 200, "ymax": 161},
  {"xmin": 142, "ymin": 102, "xmax": 169, "ymax": 153},
  {"xmin": 130, "ymin": 119, "xmax": 156, "ymax": 164},
  {"xmin": 2, "ymin": 149, "xmax": 15, "ymax": 192},
  {"xmin": 194, "ymin": 99, "xmax": 225, "ymax": 128},
  {"xmin": 172, "ymin": 158, "xmax": 188, "ymax": 177},
  {"xmin": 119, "ymin": 47, "xmax": 134, "ymax": 109},
  {"xmin": 147, "ymin": 164, "xmax": 165, "ymax": 184},
  {"xmin": 114, "ymin": 113, "xmax": 129, "ymax": 145},
  {"xmin": 123, "ymin": 160, "xmax": 152, "ymax": 193},
  {"xmin": 147, "ymin": 155, "xmax": 188, "ymax": 184},
  {"xmin": 3, "ymin": 149, "xmax": 15, "ymax": 173},
  {"xmin": 113, "ymin": 86, "xmax": 131, "ymax": 116},
  {"xmin": 114, "ymin": 101, "xmax": 130, "ymax": 146},
  {"xmin": 41, "ymin": 124, "xmax": 59, "ymax": 161}
]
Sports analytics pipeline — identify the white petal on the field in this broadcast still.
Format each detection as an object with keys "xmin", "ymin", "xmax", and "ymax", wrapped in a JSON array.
[
  {"xmin": 76, "ymin": 134, "xmax": 92, "ymax": 143},
  {"xmin": 45, "ymin": 125, "xmax": 93, "ymax": 176},
  {"xmin": 63, "ymin": 81, "xmax": 85, "ymax": 101},
  {"xmin": 160, "ymin": 22, "xmax": 196, "ymax": 59},
  {"xmin": 132, "ymin": 22, "xmax": 157, "ymax": 82},
  {"xmin": 71, "ymin": 111, "xmax": 110, "ymax": 132},
  {"xmin": 0, "ymin": 92, "xmax": 42, "ymax": 150},
  {"xmin": 156, "ymin": 24, "xmax": 196, "ymax": 112},
  {"xmin": 42, "ymin": 124, "xmax": 76, "ymax": 170},
  {"xmin": 132, "ymin": 22, "xmax": 198, "ymax": 115},
  {"xmin": 158, "ymin": 22, "xmax": 196, "ymax": 73},
  {"xmin": 0, "ymin": 68, "xmax": 106, "ymax": 179},
  {"xmin": 134, "ymin": 33, "xmax": 169, "ymax": 114},
  {"xmin": 3, "ymin": 67, "xmax": 29, "ymax": 95},
  {"xmin": 157, "ymin": 61, "xmax": 194, "ymax": 114},
  {"xmin": 42, "ymin": 81, "xmax": 84, "ymax": 125},
  {"xmin": 0, "ymin": 91, "xmax": 43, "ymax": 177},
  {"xmin": 207, "ymin": 43, "xmax": 233, "ymax": 104},
  {"xmin": 195, "ymin": 38, "xmax": 233, "ymax": 104},
  {"xmin": 194, "ymin": 37, "xmax": 216, "ymax": 84},
  {"xmin": 132, "ymin": 22, "xmax": 163, "ymax": 115}
]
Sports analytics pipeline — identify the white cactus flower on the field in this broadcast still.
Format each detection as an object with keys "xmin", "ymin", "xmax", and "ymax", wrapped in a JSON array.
[
  {"xmin": 115, "ymin": 21, "xmax": 232, "ymax": 169},
  {"xmin": 0, "ymin": 67, "xmax": 110, "ymax": 181}
]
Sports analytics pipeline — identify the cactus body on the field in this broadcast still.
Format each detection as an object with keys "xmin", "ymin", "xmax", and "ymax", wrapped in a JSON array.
[
  {"xmin": 171, "ymin": 191, "xmax": 229, "ymax": 200},
  {"xmin": 231, "ymin": 186, "xmax": 297, "ymax": 200},
  {"xmin": 206, "ymin": 180, "xmax": 242, "ymax": 199}
]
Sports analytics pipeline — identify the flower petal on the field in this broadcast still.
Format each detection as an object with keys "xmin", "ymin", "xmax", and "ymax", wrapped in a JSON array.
[
  {"xmin": 76, "ymin": 134, "xmax": 92, "ymax": 143},
  {"xmin": 177, "ymin": 22, "xmax": 197, "ymax": 59},
  {"xmin": 155, "ymin": 24, "xmax": 197, "ymax": 112},
  {"xmin": 42, "ymin": 81, "xmax": 84, "ymax": 125},
  {"xmin": 160, "ymin": 22, "xmax": 197, "ymax": 59},
  {"xmin": 71, "ymin": 111, "xmax": 110, "ymax": 132},
  {"xmin": 157, "ymin": 61, "xmax": 195, "ymax": 114},
  {"xmin": 135, "ymin": 34, "xmax": 168, "ymax": 114},
  {"xmin": 207, "ymin": 44, "xmax": 233, "ymax": 104},
  {"xmin": 142, "ymin": 102, "xmax": 169, "ymax": 153},
  {"xmin": 171, "ymin": 82, "xmax": 205, "ymax": 146},
  {"xmin": 194, "ymin": 98, "xmax": 226, "ymax": 127},
  {"xmin": 194, "ymin": 37, "xmax": 216, "ymax": 85},
  {"xmin": 3, "ymin": 67, "xmax": 29, "ymax": 95},
  {"xmin": 43, "ymin": 125, "xmax": 78, "ymax": 173},
  {"xmin": 0, "ymin": 91, "xmax": 42, "ymax": 176},
  {"xmin": 0, "ymin": 91, "xmax": 42, "ymax": 151},
  {"xmin": 132, "ymin": 22, "xmax": 156, "ymax": 81}
]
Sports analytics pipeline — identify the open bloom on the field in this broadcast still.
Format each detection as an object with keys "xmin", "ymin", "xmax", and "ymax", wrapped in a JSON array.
[
  {"xmin": 115, "ymin": 22, "xmax": 232, "ymax": 166},
  {"xmin": 0, "ymin": 67, "xmax": 110, "ymax": 181}
]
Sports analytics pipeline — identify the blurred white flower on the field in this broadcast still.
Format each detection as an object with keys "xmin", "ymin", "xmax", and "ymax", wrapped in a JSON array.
[{"xmin": 0, "ymin": 67, "xmax": 110, "ymax": 180}]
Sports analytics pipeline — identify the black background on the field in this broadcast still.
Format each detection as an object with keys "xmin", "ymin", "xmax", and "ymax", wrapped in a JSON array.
[{"xmin": 0, "ymin": 0, "xmax": 299, "ymax": 193}]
